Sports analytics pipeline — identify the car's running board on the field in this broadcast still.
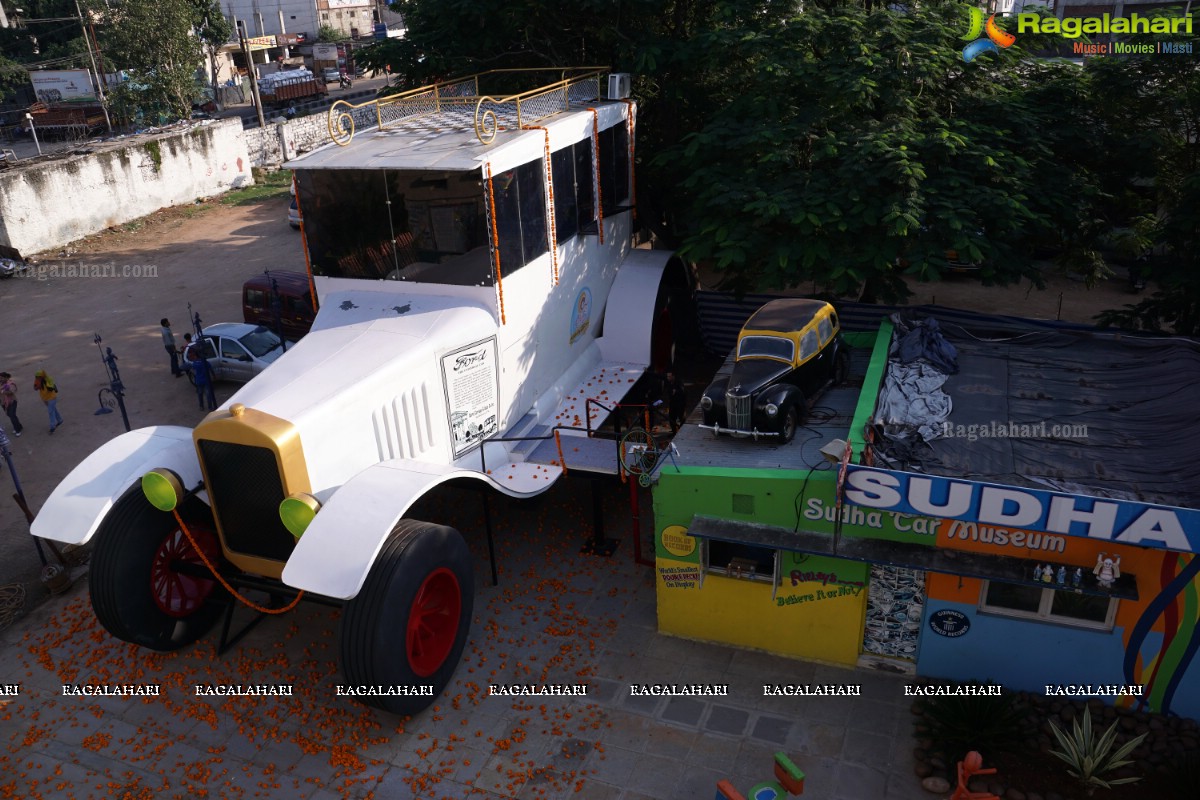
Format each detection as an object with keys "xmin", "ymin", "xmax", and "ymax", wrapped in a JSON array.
[
  {"xmin": 548, "ymin": 360, "xmax": 645, "ymax": 434},
  {"xmin": 484, "ymin": 460, "xmax": 565, "ymax": 493}
]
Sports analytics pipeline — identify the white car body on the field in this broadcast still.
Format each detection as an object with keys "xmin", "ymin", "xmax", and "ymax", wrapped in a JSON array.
[{"xmin": 189, "ymin": 322, "xmax": 287, "ymax": 383}]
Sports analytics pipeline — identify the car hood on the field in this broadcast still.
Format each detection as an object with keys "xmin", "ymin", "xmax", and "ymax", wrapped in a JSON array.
[
  {"xmin": 224, "ymin": 290, "xmax": 496, "ymax": 423},
  {"xmin": 725, "ymin": 359, "xmax": 792, "ymax": 396}
]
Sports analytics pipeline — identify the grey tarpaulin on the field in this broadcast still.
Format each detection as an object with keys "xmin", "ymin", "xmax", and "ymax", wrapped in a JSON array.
[
  {"xmin": 915, "ymin": 325, "xmax": 1200, "ymax": 508},
  {"xmin": 891, "ymin": 314, "xmax": 959, "ymax": 374},
  {"xmin": 873, "ymin": 314, "xmax": 959, "ymax": 453},
  {"xmin": 875, "ymin": 362, "xmax": 953, "ymax": 443}
]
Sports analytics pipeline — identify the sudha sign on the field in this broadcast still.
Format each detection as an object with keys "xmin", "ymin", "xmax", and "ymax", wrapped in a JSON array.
[{"xmin": 843, "ymin": 466, "xmax": 1199, "ymax": 553}]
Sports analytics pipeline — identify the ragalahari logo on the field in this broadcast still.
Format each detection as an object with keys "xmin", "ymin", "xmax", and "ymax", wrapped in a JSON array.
[{"xmin": 962, "ymin": 8, "xmax": 1016, "ymax": 62}]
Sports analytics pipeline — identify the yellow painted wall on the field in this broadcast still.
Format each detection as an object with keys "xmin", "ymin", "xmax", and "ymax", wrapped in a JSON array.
[{"xmin": 655, "ymin": 557, "xmax": 866, "ymax": 665}]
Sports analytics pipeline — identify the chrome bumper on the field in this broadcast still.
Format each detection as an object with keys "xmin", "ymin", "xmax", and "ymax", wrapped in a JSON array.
[{"xmin": 697, "ymin": 422, "xmax": 781, "ymax": 440}]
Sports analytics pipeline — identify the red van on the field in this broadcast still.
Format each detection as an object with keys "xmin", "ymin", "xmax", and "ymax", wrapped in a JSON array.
[{"xmin": 242, "ymin": 270, "xmax": 316, "ymax": 341}]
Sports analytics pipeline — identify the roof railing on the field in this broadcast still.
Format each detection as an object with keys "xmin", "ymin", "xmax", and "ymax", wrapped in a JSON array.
[{"xmin": 326, "ymin": 67, "xmax": 610, "ymax": 147}]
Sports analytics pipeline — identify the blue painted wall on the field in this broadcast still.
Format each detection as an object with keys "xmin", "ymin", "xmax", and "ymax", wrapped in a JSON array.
[{"xmin": 917, "ymin": 600, "xmax": 1146, "ymax": 695}]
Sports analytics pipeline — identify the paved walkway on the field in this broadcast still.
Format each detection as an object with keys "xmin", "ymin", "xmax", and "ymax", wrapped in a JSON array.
[{"xmin": 0, "ymin": 479, "xmax": 928, "ymax": 800}]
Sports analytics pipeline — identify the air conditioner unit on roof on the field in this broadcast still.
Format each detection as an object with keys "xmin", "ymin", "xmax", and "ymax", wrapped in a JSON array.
[{"xmin": 607, "ymin": 73, "xmax": 631, "ymax": 100}]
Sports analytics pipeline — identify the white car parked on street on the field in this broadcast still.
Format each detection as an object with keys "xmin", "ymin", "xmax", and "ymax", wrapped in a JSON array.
[{"xmin": 185, "ymin": 323, "xmax": 287, "ymax": 384}]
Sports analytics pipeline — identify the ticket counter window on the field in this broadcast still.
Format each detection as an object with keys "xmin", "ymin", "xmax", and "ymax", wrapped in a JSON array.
[
  {"xmin": 980, "ymin": 580, "xmax": 1117, "ymax": 631},
  {"xmin": 704, "ymin": 539, "xmax": 777, "ymax": 583}
]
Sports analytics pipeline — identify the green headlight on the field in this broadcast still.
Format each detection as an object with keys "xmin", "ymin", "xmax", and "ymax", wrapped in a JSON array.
[
  {"xmin": 142, "ymin": 468, "xmax": 183, "ymax": 512},
  {"xmin": 279, "ymin": 493, "xmax": 320, "ymax": 539}
]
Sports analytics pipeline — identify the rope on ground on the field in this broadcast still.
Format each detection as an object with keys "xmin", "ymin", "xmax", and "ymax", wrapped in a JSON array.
[{"xmin": 0, "ymin": 583, "xmax": 27, "ymax": 631}]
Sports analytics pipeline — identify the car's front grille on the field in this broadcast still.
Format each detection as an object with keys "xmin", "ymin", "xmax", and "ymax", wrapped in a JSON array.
[
  {"xmin": 197, "ymin": 440, "xmax": 295, "ymax": 562},
  {"xmin": 725, "ymin": 392, "xmax": 751, "ymax": 431}
]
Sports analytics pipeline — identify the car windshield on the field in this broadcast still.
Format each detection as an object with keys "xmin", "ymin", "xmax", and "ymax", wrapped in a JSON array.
[
  {"xmin": 737, "ymin": 335, "xmax": 794, "ymax": 362},
  {"xmin": 239, "ymin": 327, "xmax": 283, "ymax": 357}
]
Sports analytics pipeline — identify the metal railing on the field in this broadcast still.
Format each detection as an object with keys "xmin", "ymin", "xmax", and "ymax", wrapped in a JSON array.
[
  {"xmin": 473, "ymin": 399, "xmax": 656, "ymax": 477},
  {"xmin": 326, "ymin": 67, "xmax": 610, "ymax": 147}
]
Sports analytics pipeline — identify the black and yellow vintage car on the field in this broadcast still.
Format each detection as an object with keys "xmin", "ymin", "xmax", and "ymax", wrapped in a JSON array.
[{"xmin": 699, "ymin": 298, "xmax": 849, "ymax": 442}]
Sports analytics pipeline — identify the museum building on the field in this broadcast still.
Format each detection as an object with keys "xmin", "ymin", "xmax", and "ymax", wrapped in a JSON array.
[{"xmin": 651, "ymin": 299, "xmax": 1200, "ymax": 719}]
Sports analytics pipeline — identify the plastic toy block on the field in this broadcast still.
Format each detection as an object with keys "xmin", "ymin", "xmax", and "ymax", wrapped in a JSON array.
[
  {"xmin": 715, "ymin": 779, "xmax": 747, "ymax": 800},
  {"xmin": 748, "ymin": 780, "xmax": 787, "ymax": 799},
  {"xmin": 773, "ymin": 753, "xmax": 805, "ymax": 794}
]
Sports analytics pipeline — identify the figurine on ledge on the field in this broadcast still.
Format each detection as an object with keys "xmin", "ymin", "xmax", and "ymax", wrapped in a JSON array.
[{"xmin": 1095, "ymin": 552, "xmax": 1122, "ymax": 589}]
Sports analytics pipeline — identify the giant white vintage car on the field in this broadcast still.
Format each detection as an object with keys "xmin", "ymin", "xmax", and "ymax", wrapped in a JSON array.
[{"xmin": 32, "ymin": 69, "xmax": 689, "ymax": 715}]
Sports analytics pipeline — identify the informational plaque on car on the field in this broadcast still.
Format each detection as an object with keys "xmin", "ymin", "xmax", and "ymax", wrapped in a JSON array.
[{"xmin": 441, "ymin": 337, "xmax": 500, "ymax": 458}]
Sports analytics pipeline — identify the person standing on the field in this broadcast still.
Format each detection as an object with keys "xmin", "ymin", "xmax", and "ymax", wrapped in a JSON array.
[
  {"xmin": 191, "ymin": 356, "xmax": 217, "ymax": 411},
  {"xmin": 33, "ymin": 369, "xmax": 63, "ymax": 433},
  {"xmin": 665, "ymin": 370, "xmax": 687, "ymax": 435},
  {"xmin": 0, "ymin": 372, "xmax": 21, "ymax": 437},
  {"xmin": 161, "ymin": 318, "xmax": 182, "ymax": 377}
]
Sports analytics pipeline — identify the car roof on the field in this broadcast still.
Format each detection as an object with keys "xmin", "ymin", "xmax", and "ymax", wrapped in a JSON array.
[
  {"xmin": 243, "ymin": 271, "xmax": 311, "ymax": 292},
  {"xmin": 203, "ymin": 322, "xmax": 272, "ymax": 338},
  {"xmin": 742, "ymin": 298, "xmax": 834, "ymax": 334}
]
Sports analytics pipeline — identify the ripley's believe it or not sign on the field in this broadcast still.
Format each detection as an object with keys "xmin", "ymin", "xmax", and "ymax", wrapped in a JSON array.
[{"xmin": 843, "ymin": 465, "xmax": 1200, "ymax": 554}]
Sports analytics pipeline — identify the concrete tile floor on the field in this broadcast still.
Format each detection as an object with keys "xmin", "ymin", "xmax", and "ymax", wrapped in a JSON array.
[{"xmin": 0, "ymin": 480, "xmax": 925, "ymax": 800}]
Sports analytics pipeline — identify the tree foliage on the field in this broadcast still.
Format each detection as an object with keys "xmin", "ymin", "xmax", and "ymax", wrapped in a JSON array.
[
  {"xmin": 0, "ymin": 0, "xmax": 90, "ymax": 95},
  {"xmin": 89, "ymin": 0, "xmax": 198, "ymax": 122},
  {"xmin": 1090, "ymin": 24, "xmax": 1200, "ymax": 334},
  {"xmin": 376, "ymin": 0, "xmax": 1199, "ymax": 318},
  {"xmin": 191, "ymin": 0, "xmax": 233, "ymax": 101},
  {"xmin": 80, "ymin": 0, "xmax": 232, "ymax": 123}
]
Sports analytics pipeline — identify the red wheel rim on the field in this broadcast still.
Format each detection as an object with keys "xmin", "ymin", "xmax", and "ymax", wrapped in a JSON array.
[
  {"xmin": 150, "ymin": 524, "xmax": 219, "ymax": 618},
  {"xmin": 406, "ymin": 567, "xmax": 462, "ymax": 677}
]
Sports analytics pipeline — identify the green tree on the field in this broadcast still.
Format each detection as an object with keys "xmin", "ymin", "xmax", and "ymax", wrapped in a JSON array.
[
  {"xmin": 191, "ymin": 0, "xmax": 233, "ymax": 104},
  {"xmin": 317, "ymin": 24, "xmax": 342, "ymax": 43},
  {"xmin": 354, "ymin": 1, "xmax": 1195, "ymax": 309},
  {"xmin": 0, "ymin": 54, "xmax": 26, "ymax": 95},
  {"xmin": 653, "ymin": 5, "xmax": 1092, "ymax": 300},
  {"xmin": 86, "ymin": 0, "xmax": 218, "ymax": 123},
  {"xmin": 0, "ymin": 0, "xmax": 91, "ymax": 96},
  {"xmin": 1092, "ymin": 23, "xmax": 1200, "ymax": 334}
]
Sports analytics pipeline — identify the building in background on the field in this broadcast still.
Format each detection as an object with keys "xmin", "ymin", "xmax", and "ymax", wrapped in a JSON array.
[
  {"xmin": 212, "ymin": 0, "xmax": 398, "ymax": 82},
  {"xmin": 222, "ymin": 0, "xmax": 378, "ymax": 41}
]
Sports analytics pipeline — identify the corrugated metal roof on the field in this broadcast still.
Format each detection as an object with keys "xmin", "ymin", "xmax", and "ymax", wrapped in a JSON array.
[{"xmin": 694, "ymin": 292, "xmax": 1114, "ymax": 357}]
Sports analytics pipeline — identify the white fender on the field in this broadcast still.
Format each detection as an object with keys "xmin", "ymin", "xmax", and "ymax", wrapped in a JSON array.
[
  {"xmin": 282, "ymin": 458, "xmax": 553, "ymax": 599},
  {"xmin": 30, "ymin": 427, "xmax": 202, "ymax": 545},
  {"xmin": 598, "ymin": 249, "xmax": 678, "ymax": 364}
]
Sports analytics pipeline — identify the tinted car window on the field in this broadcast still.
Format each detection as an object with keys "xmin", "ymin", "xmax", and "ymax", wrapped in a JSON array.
[
  {"xmin": 239, "ymin": 328, "xmax": 282, "ymax": 358},
  {"xmin": 817, "ymin": 316, "xmax": 833, "ymax": 345},
  {"xmin": 246, "ymin": 288, "xmax": 267, "ymax": 310},
  {"xmin": 799, "ymin": 329, "xmax": 819, "ymax": 361},
  {"xmin": 221, "ymin": 338, "xmax": 249, "ymax": 360},
  {"xmin": 194, "ymin": 338, "xmax": 217, "ymax": 360}
]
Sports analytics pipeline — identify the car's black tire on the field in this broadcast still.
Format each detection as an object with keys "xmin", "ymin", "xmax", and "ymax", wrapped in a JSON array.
[
  {"xmin": 340, "ymin": 519, "xmax": 474, "ymax": 716},
  {"xmin": 90, "ymin": 487, "xmax": 227, "ymax": 651},
  {"xmin": 780, "ymin": 402, "xmax": 801, "ymax": 444},
  {"xmin": 833, "ymin": 349, "xmax": 850, "ymax": 386}
]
